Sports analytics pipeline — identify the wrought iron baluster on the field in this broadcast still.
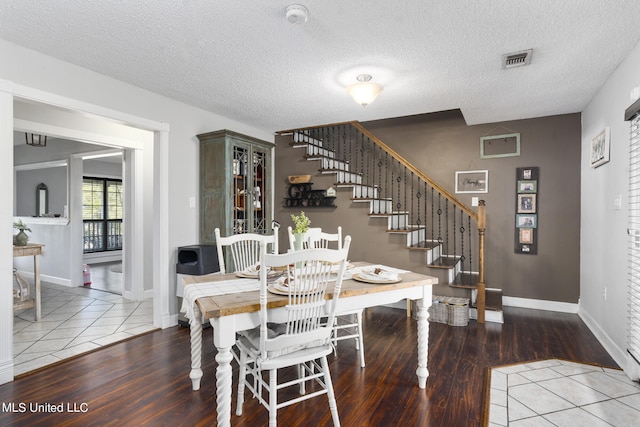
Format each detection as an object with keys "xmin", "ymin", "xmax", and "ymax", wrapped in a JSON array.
[
  {"xmin": 453, "ymin": 205, "xmax": 457, "ymax": 263},
  {"xmin": 437, "ymin": 193, "xmax": 442, "ymax": 264},
  {"xmin": 468, "ymin": 215, "xmax": 473, "ymax": 281},
  {"xmin": 445, "ymin": 199, "xmax": 449, "ymax": 257},
  {"xmin": 459, "ymin": 210, "xmax": 466, "ymax": 278}
]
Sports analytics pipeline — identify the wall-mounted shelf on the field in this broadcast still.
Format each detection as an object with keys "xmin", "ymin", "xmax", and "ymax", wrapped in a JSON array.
[{"xmin": 284, "ymin": 183, "xmax": 336, "ymax": 208}]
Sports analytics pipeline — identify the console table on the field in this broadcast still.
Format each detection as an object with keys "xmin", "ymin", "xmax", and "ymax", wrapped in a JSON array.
[{"xmin": 13, "ymin": 243, "xmax": 44, "ymax": 321}]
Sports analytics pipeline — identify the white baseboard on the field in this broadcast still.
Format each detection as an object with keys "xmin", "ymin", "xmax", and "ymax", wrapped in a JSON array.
[
  {"xmin": 0, "ymin": 360, "xmax": 14, "ymax": 385},
  {"xmin": 83, "ymin": 251, "xmax": 122, "ymax": 264},
  {"xmin": 579, "ymin": 306, "xmax": 639, "ymax": 381},
  {"xmin": 503, "ymin": 296, "xmax": 578, "ymax": 313},
  {"xmin": 14, "ymin": 270, "xmax": 72, "ymax": 287},
  {"xmin": 469, "ymin": 307, "xmax": 504, "ymax": 323}
]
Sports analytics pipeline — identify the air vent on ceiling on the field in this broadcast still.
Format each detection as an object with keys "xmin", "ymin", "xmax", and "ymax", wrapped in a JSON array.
[{"xmin": 502, "ymin": 49, "xmax": 533, "ymax": 69}]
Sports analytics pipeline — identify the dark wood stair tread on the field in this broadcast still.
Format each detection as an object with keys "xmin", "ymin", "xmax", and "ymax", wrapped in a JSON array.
[
  {"xmin": 450, "ymin": 272, "xmax": 479, "ymax": 289},
  {"xmin": 472, "ymin": 289, "xmax": 503, "ymax": 311},
  {"xmin": 409, "ymin": 241, "xmax": 440, "ymax": 251},
  {"xmin": 427, "ymin": 257, "xmax": 460, "ymax": 269}
]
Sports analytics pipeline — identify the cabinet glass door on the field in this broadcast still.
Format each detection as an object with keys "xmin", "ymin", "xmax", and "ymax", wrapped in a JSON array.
[
  {"xmin": 232, "ymin": 144, "xmax": 269, "ymax": 234},
  {"xmin": 233, "ymin": 145, "xmax": 248, "ymax": 234},
  {"xmin": 252, "ymin": 150, "xmax": 267, "ymax": 233}
]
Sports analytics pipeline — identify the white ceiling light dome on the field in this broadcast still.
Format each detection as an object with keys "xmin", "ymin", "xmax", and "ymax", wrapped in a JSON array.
[
  {"xmin": 285, "ymin": 4, "xmax": 309, "ymax": 24},
  {"xmin": 347, "ymin": 74, "xmax": 383, "ymax": 106}
]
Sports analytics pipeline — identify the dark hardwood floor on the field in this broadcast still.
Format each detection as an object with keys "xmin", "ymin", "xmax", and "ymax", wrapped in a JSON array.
[{"xmin": 0, "ymin": 306, "xmax": 617, "ymax": 426}]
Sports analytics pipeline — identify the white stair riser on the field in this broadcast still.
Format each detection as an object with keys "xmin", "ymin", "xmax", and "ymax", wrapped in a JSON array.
[
  {"xmin": 293, "ymin": 133, "xmax": 323, "ymax": 147},
  {"xmin": 388, "ymin": 214, "xmax": 408, "ymax": 229},
  {"xmin": 425, "ymin": 243, "xmax": 441, "ymax": 264},
  {"xmin": 335, "ymin": 171, "xmax": 362, "ymax": 184},
  {"xmin": 469, "ymin": 308, "xmax": 504, "ymax": 324},
  {"xmin": 352, "ymin": 185, "xmax": 378, "ymax": 199},
  {"xmin": 307, "ymin": 145, "xmax": 335, "ymax": 158},
  {"xmin": 370, "ymin": 199, "xmax": 393, "ymax": 214},
  {"xmin": 406, "ymin": 229, "xmax": 425, "ymax": 247},
  {"xmin": 321, "ymin": 157, "xmax": 347, "ymax": 170}
]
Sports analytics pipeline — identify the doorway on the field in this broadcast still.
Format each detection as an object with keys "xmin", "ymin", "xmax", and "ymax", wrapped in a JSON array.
[{"xmin": 1, "ymin": 81, "xmax": 171, "ymax": 384}]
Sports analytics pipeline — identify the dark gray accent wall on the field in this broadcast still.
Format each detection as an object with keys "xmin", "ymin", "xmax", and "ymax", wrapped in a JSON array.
[{"xmin": 274, "ymin": 111, "xmax": 581, "ymax": 303}]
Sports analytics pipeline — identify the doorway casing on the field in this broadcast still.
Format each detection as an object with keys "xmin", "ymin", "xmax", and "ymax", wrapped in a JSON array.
[{"xmin": 0, "ymin": 79, "xmax": 171, "ymax": 384}]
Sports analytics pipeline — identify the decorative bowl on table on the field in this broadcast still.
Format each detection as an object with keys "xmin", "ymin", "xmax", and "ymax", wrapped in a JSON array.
[{"xmin": 288, "ymin": 175, "xmax": 311, "ymax": 184}]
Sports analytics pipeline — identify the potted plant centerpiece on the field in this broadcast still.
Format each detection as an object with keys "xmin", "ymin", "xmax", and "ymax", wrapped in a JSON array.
[
  {"xmin": 291, "ymin": 211, "xmax": 311, "ymax": 251},
  {"xmin": 13, "ymin": 219, "xmax": 31, "ymax": 246}
]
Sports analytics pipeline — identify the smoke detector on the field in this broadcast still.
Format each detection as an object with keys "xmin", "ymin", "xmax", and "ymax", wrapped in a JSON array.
[
  {"xmin": 286, "ymin": 4, "xmax": 309, "ymax": 24},
  {"xmin": 502, "ymin": 49, "xmax": 533, "ymax": 69}
]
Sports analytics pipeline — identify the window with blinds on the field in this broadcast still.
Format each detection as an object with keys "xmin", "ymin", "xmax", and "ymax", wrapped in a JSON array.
[{"xmin": 627, "ymin": 111, "xmax": 640, "ymax": 367}]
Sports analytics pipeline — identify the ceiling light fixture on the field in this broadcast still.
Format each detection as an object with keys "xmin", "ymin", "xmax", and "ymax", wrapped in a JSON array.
[
  {"xmin": 285, "ymin": 4, "xmax": 309, "ymax": 24},
  {"xmin": 25, "ymin": 132, "xmax": 47, "ymax": 147},
  {"xmin": 347, "ymin": 74, "xmax": 383, "ymax": 106}
]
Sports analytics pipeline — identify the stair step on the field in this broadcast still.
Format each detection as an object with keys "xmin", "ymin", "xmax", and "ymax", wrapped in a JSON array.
[
  {"xmin": 408, "ymin": 240, "xmax": 440, "ymax": 251},
  {"xmin": 471, "ymin": 289, "xmax": 503, "ymax": 312},
  {"xmin": 386, "ymin": 226, "xmax": 425, "ymax": 234},
  {"xmin": 450, "ymin": 272, "xmax": 479, "ymax": 289},
  {"xmin": 427, "ymin": 256, "xmax": 460, "ymax": 269}
]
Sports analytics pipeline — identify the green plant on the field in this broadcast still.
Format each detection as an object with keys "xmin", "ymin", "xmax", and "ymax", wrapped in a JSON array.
[
  {"xmin": 290, "ymin": 211, "xmax": 311, "ymax": 234},
  {"xmin": 13, "ymin": 219, "xmax": 31, "ymax": 233}
]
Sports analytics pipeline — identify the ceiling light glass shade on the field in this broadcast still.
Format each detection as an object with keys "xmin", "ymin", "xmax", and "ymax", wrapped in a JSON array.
[{"xmin": 347, "ymin": 75, "xmax": 383, "ymax": 106}]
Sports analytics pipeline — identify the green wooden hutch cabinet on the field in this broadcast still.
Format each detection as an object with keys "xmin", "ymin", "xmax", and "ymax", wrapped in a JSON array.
[{"xmin": 197, "ymin": 129, "xmax": 274, "ymax": 244}]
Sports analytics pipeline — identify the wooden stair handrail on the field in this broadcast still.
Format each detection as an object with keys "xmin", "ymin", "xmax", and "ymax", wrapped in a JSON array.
[{"xmin": 278, "ymin": 121, "xmax": 478, "ymax": 220}]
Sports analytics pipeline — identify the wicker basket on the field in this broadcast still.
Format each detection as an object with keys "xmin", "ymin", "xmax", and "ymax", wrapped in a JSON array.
[
  {"xmin": 427, "ymin": 295, "xmax": 469, "ymax": 326},
  {"xmin": 447, "ymin": 301, "xmax": 469, "ymax": 326},
  {"xmin": 428, "ymin": 298, "xmax": 449, "ymax": 324}
]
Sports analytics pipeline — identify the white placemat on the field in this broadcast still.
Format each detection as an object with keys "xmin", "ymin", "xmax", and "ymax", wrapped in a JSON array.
[{"xmin": 180, "ymin": 278, "xmax": 260, "ymax": 320}]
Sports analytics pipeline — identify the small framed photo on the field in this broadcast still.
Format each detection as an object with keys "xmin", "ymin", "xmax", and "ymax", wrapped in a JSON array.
[
  {"xmin": 523, "ymin": 169, "xmax": 532, "ymax": 179},
  {"xmin": 455, "ymin": 170, "xmax": 488, "ymax": 194},
  {"xmin": 590, "ymin": 127, "xmax": 610, "ymax": 168},
  {"xmin": 517, "ymin": 180, "xmax": 537, "ymax": 193},
  {"xmin": 517, "ymin": 194, "xmax": 536, "ymax": 213},
  {"xmin": 516, "ymin": 214, "xmax": 537, "ymax": 228},
  {"xmin": 519, "ymin": 228, "xmax": 534, "ymax": 244}
]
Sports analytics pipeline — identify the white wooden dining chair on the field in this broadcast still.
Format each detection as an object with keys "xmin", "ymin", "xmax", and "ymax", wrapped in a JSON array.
[
  {"xmin": 288, "ymin": 226, "xmax": 365, "ymax": 367},
  {"xmin": 214, "ymin": 226, "xmax": 279, "ymax": 274},
  {"xmin": 235, "ymin": 237, "xmax": 351, "ymax": 427}
]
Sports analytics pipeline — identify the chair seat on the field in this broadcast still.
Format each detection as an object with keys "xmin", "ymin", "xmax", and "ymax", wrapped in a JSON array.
[
  {"xmin": 237, "ymin": 334, "xmax": 334, "ymax": 370},
  {"xmin": 238, "ymin": 324, "xmax": 328, "ymax": 360}
]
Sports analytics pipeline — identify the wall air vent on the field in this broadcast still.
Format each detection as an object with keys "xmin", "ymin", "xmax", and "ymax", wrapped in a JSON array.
[{"xmin": 502, "ymin": 49, "xmax": 533, "ymax": 69}]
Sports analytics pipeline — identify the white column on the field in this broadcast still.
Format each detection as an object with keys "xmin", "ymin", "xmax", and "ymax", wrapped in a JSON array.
[{"xmin": 0, "ymin": 82, "xmax": 14, "ymax": 384}]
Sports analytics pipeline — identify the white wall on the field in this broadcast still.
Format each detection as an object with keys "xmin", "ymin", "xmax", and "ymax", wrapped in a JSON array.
[
  {"xmin": 581, "ymin": 40, "xmax": 640, "ymax": 379},
  {"xmin": 0, "ymin": 39, "xmax": 274, "ymax": 383}
]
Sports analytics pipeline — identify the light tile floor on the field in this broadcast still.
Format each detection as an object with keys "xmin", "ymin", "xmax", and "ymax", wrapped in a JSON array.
[
  {"xmin": 489, "ymin": 359, "xmax": 640, "ymax": 426},
  {"xmin": 13, "ymin": 281, "xmax": 155, "ymax": 376}
]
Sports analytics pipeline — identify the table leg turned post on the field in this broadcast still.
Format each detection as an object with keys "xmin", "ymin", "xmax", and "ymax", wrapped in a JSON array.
[
  {"xmin": 415, "ymin": 297, "xmax": 430, "ymax": 389},
  {"xmin": 189, "ymin": 306, "xmax": 203, "ymax": 391},
  {"xmin": 216, "ymin": 346, "xmax": 233, "ymax": 427}
]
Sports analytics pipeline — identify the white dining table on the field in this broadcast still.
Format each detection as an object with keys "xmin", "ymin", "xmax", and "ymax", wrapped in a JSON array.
[{"xmin": 181, "ymin": 262, "xmax": 436, "ymax": 427}]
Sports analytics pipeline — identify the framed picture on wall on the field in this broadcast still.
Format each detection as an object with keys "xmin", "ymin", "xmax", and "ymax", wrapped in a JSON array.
[
  {"xmin": 516, "ymin": 214, "xmax": 537, "ymax": 228},
  {"xmin": 517, "ymin": 180, "xmax": 537, "ymax": 193},
  {"xmin": 590, "ymin": 127, "xmax": 610, "ymax": 168},
  {"xmin": 455, "ymin": 170, "xmax": 488, "ymax": 193},
  {"xmin": 517, "ymin": 194, "xmax": 536, "ymax": 213},
  {"xmin": 519, "ymin": 228, "xmax": 534, "ymax": 244}
]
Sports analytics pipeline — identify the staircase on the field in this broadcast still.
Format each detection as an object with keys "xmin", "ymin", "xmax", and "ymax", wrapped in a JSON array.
[{"xmin": 277, "ymin": 122, "xmax": 503, "ymax": 323}]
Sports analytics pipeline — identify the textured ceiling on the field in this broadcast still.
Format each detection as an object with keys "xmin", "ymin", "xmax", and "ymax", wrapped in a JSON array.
[{"xmin": 2, "ymin": 1, "xmax": 640, "ymax": 132}]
